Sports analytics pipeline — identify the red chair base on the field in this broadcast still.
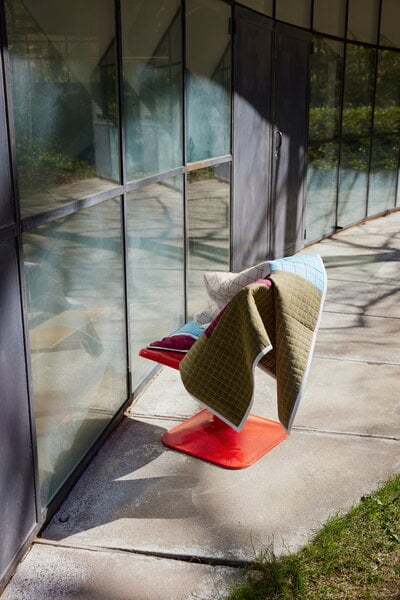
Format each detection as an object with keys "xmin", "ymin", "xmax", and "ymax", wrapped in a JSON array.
[
  {"xmin": 139, "ymin": 347, "xmax": 287, "ymax": 468},
  {"xmin": 162, "ymin": 408, "xmax": 287, "ymax": 469}
]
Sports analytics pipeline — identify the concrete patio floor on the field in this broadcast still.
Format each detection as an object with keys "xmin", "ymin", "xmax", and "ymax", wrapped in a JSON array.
[{"xmin": 3, "ymin": 211, "xmax": 400, "ymax": 599}]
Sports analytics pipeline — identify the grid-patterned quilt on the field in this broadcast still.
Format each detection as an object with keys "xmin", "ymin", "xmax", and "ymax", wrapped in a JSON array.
[{"xmin": 180, "ymin": 255, "xmax": 327, "ymax": 431}]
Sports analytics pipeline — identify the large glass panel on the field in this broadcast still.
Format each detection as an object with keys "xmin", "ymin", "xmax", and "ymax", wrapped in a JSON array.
[
  {"xmin": 338, "ymin": 45, "xmax": 375, "ymax": 227},
  {"xmin": 238, "ymin": 0, "xmax": 273, "ymax": 17},
  {"xmin": 24, "ymin": 199, "xmax": 127, "ymax": 508},
  {"xmin": 347, "ymin": 0, "xmax": 379, "ymax": 44},
  {"xmin": 186, "ymin": 0, "xmax": 231, "ymax": 163},
  {"xmin": 313, "ymin": 0, "xmax": 346, "ymax": 38},
  {"xmin": 187, "ymin": 163, "xmax": 230, "ymax": 317},
  {"xmin": 306, "ymin": 38, "xmax": 343, "ymax": 241},
  {"xmin": 380, "ymin": 0, "xmax": 400, "ymax": 48},
  {"xmin": 127, "ymin": 177, "xmax": 184, "ymax": 387},
  {"xmin": 6, "ymin": 0, "xmax": 119, "ymax": 218},
  {"xmin": 121, "ymin": 1, "xmax": 182, "ymax": 180},
  {"xmin": 368, "ymin": 50, "xmax": 400, "ymax": 216},
  {"xmin": 275, "ymin": 0, "xmax": 311, "ymax": 29}
]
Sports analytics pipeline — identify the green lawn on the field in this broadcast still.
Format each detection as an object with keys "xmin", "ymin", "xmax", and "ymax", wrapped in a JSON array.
[{"xmin": 224, "ymin": 475, "xmax": 400, "ymax": 600}]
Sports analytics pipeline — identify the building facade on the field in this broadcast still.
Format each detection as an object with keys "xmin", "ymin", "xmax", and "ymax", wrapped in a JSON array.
[{"xmin": 1, "ymin": 0, "xmax": 399, "ymax": 588}]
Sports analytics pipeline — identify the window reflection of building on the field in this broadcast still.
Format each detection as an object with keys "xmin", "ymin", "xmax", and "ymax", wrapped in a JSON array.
[
  {"xmin": 187, "ymin": 164, "xmax": 230, "ymax": 316},
  {"xmin": 186, "ymin": 0, "xmax": 231, "ymax": 163},
  {"xmin": 121, "ymin": 0, "xmax": 183, "ymax": 180}
]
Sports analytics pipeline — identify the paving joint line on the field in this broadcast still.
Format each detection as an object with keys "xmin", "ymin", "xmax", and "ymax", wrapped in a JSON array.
[
  {"xmin": 33, "ymin": 538, "xmax": 250, "ymax": 569},
  {"xmin": 314, "ymin": 354, "xmax": 400, "ymax": 367},
  {"xmin": 292, "ymin": 426, "xmax": 399, "ymax": 442},
  {"xmin": 322, "ymin": 309, "xmax": 400, "ymax": 320},
  {"xmin": 130, "ymin": 413, "xmax": 399, "ymax": 442},
  {"xmin": 326, "ymin": 277, "xmax": 398, "ymax": 287}
]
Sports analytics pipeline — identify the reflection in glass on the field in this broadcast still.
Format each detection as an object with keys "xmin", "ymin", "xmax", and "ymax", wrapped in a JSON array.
[
  {"xmin": 306, "ymin": 38, "xmax": 343, "ymax": 241},
  {"xmin": 121, "ymin": 1, "xmax": 182, "ymax": 180},
  {"xmin": 313, "ymin": 0, "xmax": 346, "ymax": 37},
  {"xmin": 127, "ymin": 177, "xmax": 184, "ymax": 387},
  {"xmin": 238, "ymin": 0, "xmax": 273, "ymax": 16},
  {"xmin": 186, "ymin": 0, "xmax": 231, "ymax": 163},
  {"xmin": 275, "ymin": 0, "xmax": 311, "ymax": 29},
  {"xmin": 368, "ymin": 50, "xmax": 400, "ymax": 216},
  {"xmin": 187, "ymin": 164, "xmax": 230, "ymax": 317},
  {"xmin": 347, "ymin": 0, "xmax": 379, "ymax": 44},
  {"xmin": 6, "ymin": 0, "xmax": 119, "ymax": 218},
  {"xmin": 24, "ymin": 199, "xmax": 127, "ymax": 508},
  {"xmin": 380, "ymin": 0, "xmax": 400, "ymax": 48},
  {"xmin": 338, "ymin": 45, "xmax": 375, "ymax": 227}
]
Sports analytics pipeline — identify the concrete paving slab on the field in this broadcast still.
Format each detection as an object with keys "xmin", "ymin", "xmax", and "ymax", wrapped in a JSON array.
[
  {"xmin": 130, "ymin": 356, "xmax": 400, "ymax": 439},
  {"xmin": 324, "ymin": 279, "xmax": 400, "ymax": 317},
  {"xmin": 128, "ymin": 367, "xmax": 200, "ymax": 420},
  {"xmin": 2, "ymin": 543, "xmax": 242, "ymax": 600},
  {"xmin": 294, "ymin": 358, "xmax": 400, "ymax": 438},
  {"xmin": 302, "ymin": 248, "xmax": 396, "ymax": 283},
  {"xmin": 315, "ymin": 312, "xmax": 400, "ymax": 364},
  {"xmin": 336, "ymin": 212, "xmax": 400, "ymax": 237},
  {"xmin": 301, "ymin": 218, "xmax": 400, "ymax": 285},
  {"xmin": 42, "ymin": 417, "xmax": 400, "ymax": 560}
]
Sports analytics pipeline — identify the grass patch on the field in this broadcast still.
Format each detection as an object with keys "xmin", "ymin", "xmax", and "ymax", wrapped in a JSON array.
[{"xmin": 224, "ymin": 475, "xmax": 400, "ymax": 600}]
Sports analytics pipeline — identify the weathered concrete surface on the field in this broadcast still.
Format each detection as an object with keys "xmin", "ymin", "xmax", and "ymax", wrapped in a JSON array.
[
  {"xmin": 41, "ymin": 420, "xmax": 399, "ymax": 561},
  {"xmin": 1, "ymin": 544, "xmax": 242, "ymax": 600},
  {"xmin": 3, "ymin": 211, "xmax": 400, "ymax": 599}
]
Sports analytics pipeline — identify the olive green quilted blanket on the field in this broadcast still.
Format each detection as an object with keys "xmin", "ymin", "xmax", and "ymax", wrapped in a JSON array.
[{"xmin": 180, "ymin": 255, "xmax": 327, "ymax": 431}]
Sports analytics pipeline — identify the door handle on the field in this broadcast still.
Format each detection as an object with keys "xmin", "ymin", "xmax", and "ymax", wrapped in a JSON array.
[{"xmin": 275, "ymin": 130, "xmax": 283, "ymax": 157}]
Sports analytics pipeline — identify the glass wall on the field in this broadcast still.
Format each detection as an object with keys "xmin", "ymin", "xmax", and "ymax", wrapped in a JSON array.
[
  {"xmin": 308, "ymin": 2, "xmax": 400, "ymax": 238},
  {"xmin": 368, "ymin": 50, "xmax": 400, "ymax": 215},
  {"xmin": 24, "ymin": 200, "xmax": 127, "ymax": 507},
  {"xmin": 337, "ymin": 44, "xmax": 376, "ymax": 226},
  {"xmin": 126, "ymin": 177, "xmax": 185, "ymax": 387},
  {"xmin": 380, "ymin": 0, "xmax": 400, "ymax": 48},
  {"xmin": 347, "ymin": 0, "xmax": 379, "ymax": 44},
  {"xmin": 187, "ymin": 164, "xmax": 230, "ymax": 316},
  {"xmin": 306, "ymin": 38, "xmax": 343, "ymax": 241},
  {"xmin": 186, "ymin": 0, "xmax": 231, "ymax": 162},
  {"xmin": 6, "ymin": 0, "xmax": 120, "ymax": 217},
  {"xmin": 121, "ymin": 0, "xmax": 182, "ymax": 180},
  {"xmin": 275, "ymin": 0, "xmax": 311, "ymax": 29},
  {"xmin": 313, "ymin": 0, "xmax": 346, "ymax": 37},
  {"xmin": 238, "ymin": 0, "xmax": 273, "ymax": 16}
]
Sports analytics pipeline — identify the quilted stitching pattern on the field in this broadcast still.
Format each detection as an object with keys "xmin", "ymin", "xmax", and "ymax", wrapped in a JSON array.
[
  {"xmin": 269, "ymin": 254, "xmax": 326, "ymax": 292},
  {"xmin": 203, "ymin": 261, "xmax": 270, "ymax": 309},
  {"xmin": 180, "ymin": 266, "xmax": 326, "ymax": 431},
  {"xmin": 181, "ymin": 284, "xmax": 275, "ymax": 428}
]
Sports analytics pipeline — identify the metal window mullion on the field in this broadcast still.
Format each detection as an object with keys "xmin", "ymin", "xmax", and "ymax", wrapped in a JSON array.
[
  {"xmin": 0, "ymin": 0, "xmax": 41, "ymax": 522},
  {"xmin": 114, "ymin": 0, "xmax": 132, "ymax": 398},
  {"xmin": 182, "ymin": 0, "xmax": 189, "ymax": 320}
]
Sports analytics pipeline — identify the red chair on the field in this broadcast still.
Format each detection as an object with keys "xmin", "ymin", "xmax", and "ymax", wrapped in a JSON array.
[{"xmin": 139, "ymin": 347, "xmax": 287, "ymax": 469}]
